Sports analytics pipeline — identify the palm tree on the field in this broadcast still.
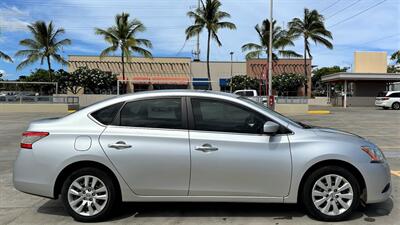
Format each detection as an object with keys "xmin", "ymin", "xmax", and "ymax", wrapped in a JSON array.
[
  {"xmin": 95, "ymin": 12, "xmax": 152, "ymax": 90},
  {"xmin": 15, "ymin": 21, "xmax": 71, "ymax": 81},
  {"xmin": 288, "ymin": 8, "xmax": 333, "ymax": 96},
  {"xmin": 242, "ymin": 19, "xmax": 300, "ymax": 60},
  {"xmin": 186, "ymin": 0, "xmax": 236, "ymax": 90},
  {"xmin": 391, "ymin": 50, "xmax": 400, "ymax": 64}
]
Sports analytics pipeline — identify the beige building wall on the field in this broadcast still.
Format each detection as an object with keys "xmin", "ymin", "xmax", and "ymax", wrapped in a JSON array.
[
  {"xmin": 190, "ymin": 61, "xmax": 247, "ymax": 91},
  {"xmin": 353, "ymin": 51, "xmax": 387, "ymax": 73}
]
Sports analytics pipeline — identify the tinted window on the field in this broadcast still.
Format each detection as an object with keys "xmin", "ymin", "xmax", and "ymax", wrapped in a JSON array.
[
  {"xmin": 120, "ymin": 98, "xmax": 183, "ymax": 129},
  {"xmin": 389, "ymin": 92, "xmax": 400, "ymax": 97},
  {"xmin": 91, "ymin": 102, "xmax": 124, "ymax": 125},
  {"xmin": 191, "ymin": 98, "xmax": 267, "ymax": 134}
]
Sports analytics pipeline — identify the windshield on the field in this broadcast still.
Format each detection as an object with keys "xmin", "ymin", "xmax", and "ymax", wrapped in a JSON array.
[{"xmin": 239, "ymin": 97, "xmax": 308, "ymax": 129}]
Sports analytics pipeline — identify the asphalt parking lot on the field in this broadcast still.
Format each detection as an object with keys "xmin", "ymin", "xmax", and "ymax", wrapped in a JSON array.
[{"xmin": 0, "ymin": 107, "xmax": 399, "ymax": 225}]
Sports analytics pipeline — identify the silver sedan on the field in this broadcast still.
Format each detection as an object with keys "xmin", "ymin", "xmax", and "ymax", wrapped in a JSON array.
[{"xmin": 13, "ymin": 90, "xmax": 391, "ymax": 222}]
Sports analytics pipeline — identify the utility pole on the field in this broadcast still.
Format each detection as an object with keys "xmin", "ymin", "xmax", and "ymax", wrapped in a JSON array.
[
  {"xmin": 230, "ymin": 51, "xmax": 234, "ymax": 92},
  {"xmin": 193, "ymin": 0, "xmax": 201, "ymax": 61},
  {"xmin": 268, "ymin": 0, "xmax": 274, "ymax": 107}
]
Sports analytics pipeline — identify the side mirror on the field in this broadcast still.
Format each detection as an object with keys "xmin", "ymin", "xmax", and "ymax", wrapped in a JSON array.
[{"xmin": 263, "ymin": 121, "xmax": 280, "ymax": 135}]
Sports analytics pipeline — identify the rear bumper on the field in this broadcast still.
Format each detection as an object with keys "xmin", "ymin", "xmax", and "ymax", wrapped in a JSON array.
[
  {"xmin": 375, "ymin": 100, "xmax": 390, "ymax": 107},
  {"xmin": 13, "ymin": 149, "xmax": 55, "ymax": 199}
]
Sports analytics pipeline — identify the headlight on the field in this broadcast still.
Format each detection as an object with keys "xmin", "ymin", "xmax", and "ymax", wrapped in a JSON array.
[{"xmin": 361, "ymin": 146, "xmax": 386, "ymax": 163}]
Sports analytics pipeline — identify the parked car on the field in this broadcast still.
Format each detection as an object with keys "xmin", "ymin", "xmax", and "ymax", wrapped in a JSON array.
[
  {"xmin": 375, "ymin": 91, "xmax": 400, "ymax": 110},
  {"xmin": 14, "ymin": 90, "xmax": 391, "ymax": 222},
  {"xmin": 233, "ymin": 89, "xmax": 267, "ymax": 104}
]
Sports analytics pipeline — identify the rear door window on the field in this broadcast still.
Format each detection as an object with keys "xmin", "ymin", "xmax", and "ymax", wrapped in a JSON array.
[
  {"xmin": 119, "ymin": 98, "xmax": 185, "ymax": 129},
  {"xmin": 389, "ymin": 92, "xmax": 400, "ymax": 97}
]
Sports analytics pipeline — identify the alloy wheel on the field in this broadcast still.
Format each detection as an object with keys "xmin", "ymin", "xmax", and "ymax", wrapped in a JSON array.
[
  {"xmin": 311, "ymin": 174, "xmax": 354, "ymax": 216},
  {"xmin": 67, "ymin": 175, "xmax": 109, "ymax": 216}
]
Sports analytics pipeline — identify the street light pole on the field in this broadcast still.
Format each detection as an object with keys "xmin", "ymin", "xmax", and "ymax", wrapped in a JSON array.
[
  {"xmin": 268, "ymin": 0, "xmax": 273, "ymax": 103},
  {"xmin": 230, "ymin": 51, "xmax": 234, "ymax": 92}
]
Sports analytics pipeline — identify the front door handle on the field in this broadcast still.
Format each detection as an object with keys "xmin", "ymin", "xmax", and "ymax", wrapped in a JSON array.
[
  {"xmin": 108, "ymin": 141, "xmax": 132, "ymax": 150},
  {"xmin": 195, "ymin": 143, "xmax": 219, "ymax": 152}
]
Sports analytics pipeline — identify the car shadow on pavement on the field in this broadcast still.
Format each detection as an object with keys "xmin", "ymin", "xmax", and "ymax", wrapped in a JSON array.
[{"xmin": 36, "ymin": 198, "xmax": 393, "ymax": 222}]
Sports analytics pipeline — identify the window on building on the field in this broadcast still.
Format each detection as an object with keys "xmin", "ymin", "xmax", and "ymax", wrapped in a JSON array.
[
  {"xmin": 191, "ymin": 98, "xmax": 267, "ymax": 134},
  {"xmin": 120, "ymin": 98, "xmax": 184, "ymax": 129}
]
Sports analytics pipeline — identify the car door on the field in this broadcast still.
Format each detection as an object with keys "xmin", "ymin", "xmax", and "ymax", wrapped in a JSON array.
[
  {"xmin": 99, "ymin": 97, "xmax": 190, "ymax": 196},
  {"xmin": 188, "ymin": 97, "xmax": 292, "ymax": 197}
]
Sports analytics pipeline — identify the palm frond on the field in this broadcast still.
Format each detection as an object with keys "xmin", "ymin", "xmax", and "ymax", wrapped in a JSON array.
[
  {"xmin": 131, "ymin": 46, "xmax": 153, "ymax": 58},
  {"xmin": 245, "ymin": 50, "xmax": 264, "ymax": 60},
  {"xmin": 279, "ymin": 50, "xmax": 302, "ymax": 58},
  {"xmin": 241, "ymin": 43, "xmax": 263, "ymax": 52},
  {"xmin": 185, "ymin": 25, "xmax": 204, "ymax": 40},
  {"xmin": 0, "ymin": 51, "xmax": 13, "ymax": 62},
  {"xmin": 99, "ymin": 45, "xmax": 118, "ymax": 58},
  {"xmin": 16, "ymin": 54, "xmax": 41, "ymax": 70}
]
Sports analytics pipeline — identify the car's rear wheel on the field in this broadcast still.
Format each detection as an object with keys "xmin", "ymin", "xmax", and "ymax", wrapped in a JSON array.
[
  {"xmin": 61, "ymin": 167, "xmax": 118, "ymax": 222},
  {"xmin": 302, "ymin": 166, "xmax": 360, "ymax": 221},
  {"xmin": 392, "ymin": 102, "xmax": 400, "ymax": 110}
]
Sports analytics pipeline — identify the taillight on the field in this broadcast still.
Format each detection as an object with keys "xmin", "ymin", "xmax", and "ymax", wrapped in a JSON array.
[
  {"xmin": 21, "ymin": 131, "xmax": 49, "ymax": 149},
  {"xmin": 382, "ymin": 97, "xmax": 389, "ymax": 100}
]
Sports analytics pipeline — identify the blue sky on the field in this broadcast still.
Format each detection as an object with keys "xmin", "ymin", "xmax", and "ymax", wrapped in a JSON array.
[{"xmin": 0, "ymin": 0, "xmax": 399, "ymax": 80}]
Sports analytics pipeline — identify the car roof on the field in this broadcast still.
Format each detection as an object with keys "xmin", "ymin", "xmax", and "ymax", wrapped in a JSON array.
[
  {"xmin": 386, "ymin": 91, "xmax": 400, "ymax": 95},
  {"xmin": 80, "ymin": 90, "xmax": 239, "ymax": 112}
]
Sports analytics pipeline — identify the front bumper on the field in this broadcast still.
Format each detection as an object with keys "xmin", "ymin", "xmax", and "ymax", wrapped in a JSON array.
[
  {"xmin": 13, "ymin": 149, "xmax": 55, "ymax": 199},
  {"xmin": 359, "ymin": 161, "xmax": 392, "ymax": 204}
]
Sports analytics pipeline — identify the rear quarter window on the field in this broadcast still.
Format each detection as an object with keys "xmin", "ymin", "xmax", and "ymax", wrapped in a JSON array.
[
  {"xmin": 91, "ymin": 102, "xmax": 124, "ymax": 125},
  {"xmin": 377, "ymin": 91, "xmax": 388, "ymax": 97}
]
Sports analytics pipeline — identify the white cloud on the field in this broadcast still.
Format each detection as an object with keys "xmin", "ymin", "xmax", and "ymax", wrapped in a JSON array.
[{"xmin": 0, "ymin": 5, "xmax": 30, "ymax": 32}]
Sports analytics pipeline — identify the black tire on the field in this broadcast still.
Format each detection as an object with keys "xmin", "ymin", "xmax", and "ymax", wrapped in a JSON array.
[
  {"xmin": 61, "ymin": 167, "xmax": 119, "ymax": 222},
  {"xmin": 301, "ymin": 166, "xmax": 360, "ymax": 221},
  {"xmin": 392, "ymin": 102, "xmax": 400, "ymax": 110}
]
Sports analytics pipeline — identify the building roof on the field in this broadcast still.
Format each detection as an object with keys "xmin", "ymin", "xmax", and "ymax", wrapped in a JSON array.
[
  {"xmin": 247, "ymin": 58, "xmax": 312, "ymax": 77},
  {"xmin": 68, "ymin": 56, "xmax": 191, "ymax": 84},
  {"xmin": 321, "ymin": 72, "xmax": 400, "ymax": 82}
]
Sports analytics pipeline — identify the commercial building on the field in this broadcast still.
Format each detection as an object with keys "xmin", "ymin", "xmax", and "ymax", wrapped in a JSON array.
[
  {"xmin": 322, "ymin": 51, "xmax": 400, "ymax": 107},
  {"xmin": 247, "ymin": 58, "xmax": 312, "ymax": 97},
  {"xmin": 68, "ymin": 55, "xmax": 311, "ymax": 96}
]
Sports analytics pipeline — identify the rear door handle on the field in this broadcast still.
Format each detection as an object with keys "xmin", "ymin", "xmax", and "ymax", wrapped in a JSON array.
[
  {"xmin": 195, "ymin": 143, "xmax": 219, "ymax": 152},
  {"xmin": 108, "ymin": 141, "xmax": 132, "ymax": 150}
]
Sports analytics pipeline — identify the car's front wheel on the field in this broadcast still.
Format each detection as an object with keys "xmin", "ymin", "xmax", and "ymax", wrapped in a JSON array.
[
  {"xmin": 302, "ymin": 166, "xmax": 360, "ymax": 221},
  {"xmin": 61, "ymin": 167, "xmax": 118, "ymax": 222}
]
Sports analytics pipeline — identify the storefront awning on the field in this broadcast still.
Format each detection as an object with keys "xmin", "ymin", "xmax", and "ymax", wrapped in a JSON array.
[{"xmin": 118, "ymin": 76, "xmax": 189, "ymax": 85}]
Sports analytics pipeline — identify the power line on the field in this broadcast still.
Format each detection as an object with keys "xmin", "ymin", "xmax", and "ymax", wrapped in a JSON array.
[
  {"xmin": 321, "ymin": 0, "xmax": 341, "ymax": 13},
  {"xmin": 329, "ymin": 0, "xmax": 389, "ymax": 28},
  {"xmin": 326, "ymin": 0, "xmax": 362, "ymax": 19}
]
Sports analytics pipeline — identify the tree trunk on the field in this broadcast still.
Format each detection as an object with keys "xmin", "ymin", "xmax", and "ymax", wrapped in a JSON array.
[
  {"xmin": 206, "ymin": 31, "xmax": 212, "ymax": 90},
  {"xmin": 47, "ymin": 56, "xmax": 52, "ymax": 82},
  {"xmin": 304, "ymin": 38, "xmax": 308, "ymax": 97},
  {"xmin": 121, "ymin": 49, "xmax": 126, "ymax": 94}
]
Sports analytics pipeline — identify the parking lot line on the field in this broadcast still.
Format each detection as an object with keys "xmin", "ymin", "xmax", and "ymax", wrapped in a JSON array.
[{"xmin": 391, "ymin": 171, "xmax": 400, "ymax": 177}]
